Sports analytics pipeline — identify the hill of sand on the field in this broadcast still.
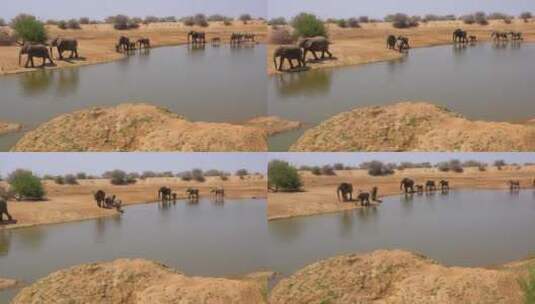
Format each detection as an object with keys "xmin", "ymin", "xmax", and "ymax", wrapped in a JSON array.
[
  {"xmin": 0, "ymin": 20, "xmax": 267, "ymax": 75},
  {"xmin": 270, "ymin": 249, "xmax": 530, "ymax": 304},
  {"xmin": 244, "ymin": 116, "xmax": 301, "ymax": 136},
  {"xmin": 11, "ymin": 103, "xmax": 268, "ymax": 152},
  {"xmin": 289, "ymin": 102, "xmax": 535, "ymax": 152},
  {"xmin": 267, "ymin": 19, "xmax": 535, "ymax": 74},
  {"xmin": 12, "ymin": 258, "xmax": 267, "ymax": 304},
  {"xmin": 0, "ymin": 121, "xmax": 21, "ymax": 135},
  {"xmin": 0, "ymin": 278, "xmax": 17, "ymax": 291}
]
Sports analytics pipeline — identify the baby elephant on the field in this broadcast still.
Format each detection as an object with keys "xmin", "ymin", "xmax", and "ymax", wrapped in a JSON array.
[
  {"xmin": 273, "ymin": 46, "xmax": 305, "ymax": 71},
  {"xmin": 357, "ymin": 191, "xmax": 370, "ymax": 206}
]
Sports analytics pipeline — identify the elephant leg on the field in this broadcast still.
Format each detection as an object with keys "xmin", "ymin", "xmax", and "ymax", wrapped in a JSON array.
[
  {"xmin": 25, "ymin": 56, "xmax": 31, "ymax": 68},
  {"xmin": 289, "ymin": 59, "xmax": 294, "ymax": 69},
  {"xmin": 59, "ymin": 50, "xmax": 64, "ymax": 60},
  {"xmin": 312, "ymin": 51, "xmax": 319, "ymax": 60},
  {"xmin": 326, "ymin": 50, "xmax": 332, "ymax": 58},
  {"xmin": 278, "ymin": 58, "xmax": 284, "ymax": 71}
]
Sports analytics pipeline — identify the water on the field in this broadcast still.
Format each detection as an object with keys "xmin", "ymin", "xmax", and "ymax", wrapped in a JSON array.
[
  {"xmin": 268, "ymin": 43, "xmax": 535, "ymax": 151},
  {"xmin": 266, "ymin": 190, "xmax": 535, "ymax": 275},
  {"xmin": 0, "ymin": 198, "xmax": 267, "ymax": 303},
  {"xmin": 0, "ymin": 44, "xmax": 267, "ymax": 151}
]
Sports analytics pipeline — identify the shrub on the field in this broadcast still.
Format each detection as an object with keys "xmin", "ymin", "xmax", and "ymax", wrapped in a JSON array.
[
  {"xmin": 474, "ymin": 12, "xmax": 488, "ymax": 25},
  {"xmin": 64, "ymin": 174, "xmax": 78, "ymax": 185},
  {"xmin": 193, "ymin": 14, "xmax": 208, "ymax": 27},
  {"xmin": 76, "ymin": 172, "xmax": 87, "ymax": 180},
  {"xmin": 520, "ymin": 12, "xmax": 532, "ymax": 22},
  {"xmin": 336, "ymin": 19, "xmax": 347, "ymax": 28},
  {"xmin": 488, "ymin": 12, "xmax": 509, "ymax": 20},
  {"xmin": 220, "ymin": 174, "xmax": 229, "ymax": 181},
  {"xmin": 204, "ymin": 169, "xmax": 222, "ymax": 176},
  {"xmin": 363, "ymin": 161, "xmax": 395, "ymax": 176},
  {"xmin": 144, "ymin": 16, "xmax": 159, "ymax": 24},
  {"xmin": 333, "ymin": 163, "xmax": 345, "ymax": 170},
  {"xmin": 0, "ymin": 18, "xmax": 5, "ymax": 26},
  {"xmin": 461, "ymin": 160, "xmax": 487, "ymax": 168},
  {"xmin": 57, "ymin": 20, "xmax": 67, "ymax": 29},
  {"xmin": 54, "ymin": 176, "xmax": 64, "ymax": 184},
  {"xmin": 46, "ymin": 19, "xmax": 58, "ymax": 25},
  {"xmin": 235, "ymin": 169, "xmax": 249, "ymax": 177},
  {"xmin": 67, "ymin": 19, "xmax": 81, "ymax": 29},
  {"xmin": 359, "ymin": 16, "xmax": 369, "ymax": 23},
  {"xmin": 461, "ymin": 14, "xmax": 476, "ymax": 24},
  {"xmin": 179, "ymin": 171, "xmax": 193, "ymax": 181},
  {"xmin": 223, "ymin": 18, "xmax": 232, "ymax": 26},
  {"xmin": 436, "ymin": 159, "xmax": 464, "ymax": 173},
  {"xmin": 79, "ymin": 17, "xmax": 90, "ymax": 24},
  {"xmin": 7, "ymin": 169, "xmax": 45, "ymax": 200},
  {"xmin": 163, "ymin": 16, "xmax": 176, "ymax": 22},
  {"xmin": 11, "ymin": 14, "xmax": 47, "ymax": 43},
  {"xmin": 347, "ymin": 18, "xmax": 360, "ymax": 28},
  {"xmin": 519, "ymin": 266, "xmax": 535, "ymax": 304},
  {"xmin": 268, "ymin": 17, "xmax": 287, "ymax": 26},
  {"xmin": 269, "ymin": 28, "xmax": 295, "ymax": 44},
  {"xmin": 108, "ymin": 170, "xmax": 128, "ymax": 185},
  {"xmin": 110, "ymin": 15, "xmax": 139, "ymax": 30},
  {"xmin": 494, "ymin": 160, "xmax": 507, "ymax": 169},
  {"xmin": 397, "ymin": 162, "xmax": 432, "ymax": 170},
  {"xmin": 268, "ymin": 160, "xmax": 302, "ymax": 192},
  {"xmin": 321, "ymin": 165, "xmax": 336, "ymax": 176},
  {"xmin": 207, "ymin": 14, "xmax": 225, "ymax": 22},
  {"xmin": 311, "ymin": 166, "xmax": 321, "ymax": 175},
  {"xmin": 387, "ymin": 13, "xmax": 419, "ymax": 28},
  {"xmin": 299, "ymin": 165, "xmax": 312, "ymax": 171},
  {"xmin": 191, "ymin": 169, "xmax": 205, "ymax": 182},
  {"xmin": 141, "ymin": 171, "xmax": 157, "ymax": 179},
  {"xmin": 42, "ymin": 175, "xmax": 54, "ymax": 180},
  {"xmin": 160, "ymin": 171, "xmax": 174, "ymax": 178},
  {"xmin": 291, "ymin": 13, "xmax": 327, "ymax": 38},
  {"xmin": 239, "ymin": 14, "xmax": 252, "ymax": 24},
  {"xmin": 0, "ymin": 30, "xmax": 16, "ymax": 46}
]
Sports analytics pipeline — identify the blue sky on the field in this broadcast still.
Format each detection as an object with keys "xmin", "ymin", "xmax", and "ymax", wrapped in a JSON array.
[
  {"xmin": 269, "ymin": 0, "xmax": 535, "ymax": 19},
  {"xmin": 0, "ymin": 153, "xmax": 267, "ymax": 176},
  {"xmin": 269, "ymin": 153, "xmax": 535, "ymax": 167},
  {"xmin": 2, "ymin": 0, "xmax": 266, "ymax": 20}
]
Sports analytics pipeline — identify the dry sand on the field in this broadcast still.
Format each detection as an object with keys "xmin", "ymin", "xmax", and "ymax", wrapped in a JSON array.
[
  {"xmin": 270, "ymin": 249, "xmax": 532, "ymax": 304},
  {"xmin": 12, "ymin": 258, "xmax": 268, "ymax": 304},
  {"xmin": 0, "ymin": 278, "xmax": 17, "ymax": 291},
  {"xmin": 0, "ymin": 21, "xmax": 267, "ymax": 75},
  {"xmin": 289, "ymin": 102, "xmax": 535, "ymax": 152},
  {"xmin": 244, "ymin": 116, "xmax": 302, "ymax": 136},
  {"xmin": 0, "ymin": 121, "xmax": 21, "ymax": 136},
  {"xmin": 267, "ymin": 165, "xmax": 535, "ymax": 220},
  {"xmin": 1, "ymin": 175, "xmax": 266, "ymax": 230},
  {"xmin": 267, "ymin": 19, "xmax": 535, "ymax": 74},
  {"xmin": 11, "ymin": 103, "xmax": 269, "ymax": 152}
]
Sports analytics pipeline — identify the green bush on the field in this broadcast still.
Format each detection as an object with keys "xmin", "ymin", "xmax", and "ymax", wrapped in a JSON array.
[
  {"xmin": 494, "ymin": 160, "xmax": 507, "ymax": 169},
  {"xmin": 192, "ymin": 169, "xmax": 205, "ymax": 182},
  {"xmin": 474, "ymin": 12, "xmax": 489, "ymax": 25},
  {"xmin": 108, "ymin": 170, "xmax": 133, "ymax": 185},
  {"xmin": 268, "ymin": 17, "xmax": 287, "ymax": 26},
  {"xmin": 521, "ymin": 12, "xmax": 533, "ymax": 22},
  {"xmin": 79, "ymin": 17, "xmax": 90, "ymax": 24},
  {"xmin": 54, "ymin": 176, "xmax": 65, "ymax": 184},
  {"xmin": 347, "ymin": 18, "xmax": 360, "ymax": 28},
  {"xmin": 519, "ymin": 266, "xmax": 535, "ymax": 304},
  {"xmin": 76, "ymin": 172, "xmax": 87, "ymax": 180},
  {"xmin": 67, "ymin": 19, "xmax": 81, "ymax": 29},
  {"xmin": 194, "ymin": 14, "xmax": 208, "ymax": 27},
  {"xmin": 0, "ymin": 18, "xmax": 5, "ymax": 26},
  {"xmin": 291, "ymin": 13, "xmax": 327, "ymax": 38},
  {"xmin": 239, "ymin": 14, "xmax": 252, "ymax": 24},
  {"xmin": 179, "ymin": 171, "xmax": 193, "ymax": 181},
  {"xmin": 7, "ymin": 169, "xmax": 45, "ymax": 200},
  {"xmin": 333, "ymin": 163, "xmax": 345, "ymax": 170},
  {"xmin": 360, "ymin": 161, "xmax": 395, "ymax": 176},
  {"xmin": 64, "ymin": 174, "xmax": 78, "ymax": 185},
  {"xmin": 268, "ymin": 160, "xmax": 302, "ymax": 192},
  {"xmin": 436, "ymin": 159, "xmax": 464, "ymax": 173},
  {"xmin": 235, "ymin": 169, "xmax": 249, "ymax": 177},
  {"xmin": 321, "ymin": 165, "xmax": 336, "ymax": 176},
  {"xmin": 10, "ymin": 14, "xmax": 47, "ymax": 43},
  {"xmin": 311, "ymin": 166, "xmax": 321, "ymax": 175},
  {"xmin": 336, "ymin": 19, "xmax": 347, "ymax": 28}
]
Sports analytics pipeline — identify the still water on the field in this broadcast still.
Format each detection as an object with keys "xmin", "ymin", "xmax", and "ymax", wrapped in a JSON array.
[
  {"xmin": 0, "ymin": 44, "xmax": 267, "ymax": 150},
  {"xmin": 269, "ymin": 43, "xmax": 535, "ymax": 150}
]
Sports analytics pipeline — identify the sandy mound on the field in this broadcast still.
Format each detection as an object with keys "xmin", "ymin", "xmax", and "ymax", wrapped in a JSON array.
[
  {"xmin": 0, "ymin": 277, "xmax": 17, "ymax": 291},
  {"xmin": 11, "ymin": 103, "xmax": 267, "ymax": 152},
  {"xmin": 270, "ymin": 250, "xmax": 527, "ymax": 304},
  {"xmin": 0, "ymin": 121, "xmax": 22, "ymax": 135},
  {"xmin": 244, "ymin": 116, "xmax": 301, "ymax": 136},
  {"xmin": 12, "ymin": 258, "xmax": 266, "ymax": 304},
  {"xmin": 290, "ymin": 102, "xmax": 535, "ymax": 152}
]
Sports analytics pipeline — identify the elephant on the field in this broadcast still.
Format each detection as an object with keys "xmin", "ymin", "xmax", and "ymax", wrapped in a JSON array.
[
  {"xmin": 386, "ymin": 35, "xmax": 397, "ymax": 49},
  {"xmin": 298, "ymin": 36, "xmax": 332, "ymax": 61},
  {"xmin": 50, "ymin": 38, "xmax": 79, "ymax": 60},
  {"xmin": 357, "ymin": 191, "xmax": 370, "ymax": 206},
  {"xmin": 243, "ymin": 33, "xmax": 256, "ymax": 42},
  {"xmin": 172, "ymin": 193, "xmax": 178, "ymax": 201},
  {"xmin": 415, "ymin": 185, "xmax": 424, "ymax": 194},
  {"xmin": 337, "ymin": 183, "xmax": 353, "ymax": 202},
  {"xmin": 137, "ymin": 38, "xmax": 151, "ymax": 49},
  {"xmin": 0, "ymin": 199, "xmax": 13, "ymax": 222},
  {"xmin": 453, "ymin": 29, "xmax": 468, "ymax": 43},
  {"xmin": 508, "ymin": 180, "xmax": 521, "ymax": 191},
  {"xmin": 469, "ymin": 35, "xmax": 477, "ymax": 43},
  {"xmin": 400, "ymin": 178, "xmax": 415, "ymax": 194},
  {"xmin": 509, "ymin": 32, "xmax": 523, "ymax": 41},
  {"xmin": 439, "ymin": 180, "xmax": 450, "ymax": 192},
  {"xmin": 210, "ymin": 187, "xmax": 225, "ymax": 200},
  {"xmin": 396, "ymin": 36, "xmax": 410, "ymax": 52},
  {"xmin": 370, "ymin": 186, "xmax": 381, "ymax": 202},
  {"xmin": 187, "ymin": 31, "xmax": 206, "ymax": 44},
  {"xmin": 273, "ymin": 46, "xmax": 305, "ymax": 71},
  {"xmin": 186, "ymin": 188, "xmax": 199, "ymax": 200},
  {"xmin": 93, "ymin": 190, "xmax": 106, "ymax": 208},
  {"xmin": 230, "ymin": 33, "xmax": 244, "ymax": 44},
  {"xmin": 211, "ymin": 37, "xmax": 221, "ymax": 46},
  {"xmin": 18, "ymin": 42, "xmax": 54, "ymax": 68},
  {"xmin": 425, "ymin": 180, "xmax": 437, "ymax": 192},
  {"xmin": 158, "ymin": 186, "xmax": 172, "ymax": 201},
  {"xmin": 116, "ymin": 36, "xmax": 131, "ymax": 52},
  {"xmin": 491, "ymin": 31, "xmax": 508, "ymax": 41}
]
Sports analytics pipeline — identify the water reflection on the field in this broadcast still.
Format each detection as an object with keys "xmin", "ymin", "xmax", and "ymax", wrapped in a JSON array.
[
  {"xmin": 55, "ymin": 69, "xmax": 80, "ymax": 97},
  {"xmin": 19, "ymin": 70, "xmax": 53, "ymax": 96},
  {"xmin": 274, "ymin": 69, "xmax": 333, "ymax": 98},
  {"xmin": 268, "ymin": 218, "xmax": 301, "ymax": 243},
  {"xmin": 0, "ymin": 229, "xmax": 11, "ymax": 256}
]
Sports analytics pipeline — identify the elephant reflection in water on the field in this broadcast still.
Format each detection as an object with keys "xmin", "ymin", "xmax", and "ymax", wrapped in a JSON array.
[
  {"xmin": 275, "ymin": 69, "xmax": 332, "ymax": 98},
  {"xmin": 0, "ymin": 230, "xmax": 11, "ymax": 256},
  {"xmin": 19, "ymin": 69, "xmax": 54, "ymax": 96},
  {"xmin": 55, "ymin": 68, "xmax": 80, "ymax": 96}
]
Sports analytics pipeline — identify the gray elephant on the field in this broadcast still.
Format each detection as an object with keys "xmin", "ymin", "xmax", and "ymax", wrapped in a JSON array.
[
  {"xmin": 425, "ymin": 180, "xmax": 437, "ymax": 192},
  {"xmin": 137, "ymin": 38, "xmax": 151, "ymax": 49},
  {"xmin": 386, "ymin": 35, "xmax": 397, "ymax": 49},
  {"xmin": 187, "ymin": 31, "xmax": 206, "ymax": 44},
  {"xmin": 18, "ymin": 42, "xmax": 54, "ymax": 68},
  {"xmin": 415, "ymin": 185, "xmax": 424, "ymax": 194},
  {"xmin": 116, "ymin": 36, "xmax": 131, "ymax": 52},
  {"xmin": 439, "ymin": 180, "xmax": 449, "ymax": 192},
  {"xmin": 357, "ymin": 191, "xmax": 370, "ymax": 206},
  {"xmin": 93, "ymin": 190, "xmax": 106, "ymax": 208},
  {"xmin": 337, "ymin": 182, "xmax": 353, "ymax": 202},
  {"xmin": 186, "ymin": 188, "xmax": 199, "ymax": 200},
  {"xmin": 396, "ymin": 36, "xmax": 410, "ymax": 52},
  {"xmin": 508, "ymin": 180, "xmax": 521, "ymax": 191},
  {"xmin": 50, "ymin": 37, "xmax": 79, "ymax": 60},
  {"xmin": 158, "ymin": 186, "xmax": 172, "ymax": 201},
  {"xmin": 210, "ymin": 187, "xmax": 225, "ymax": 200},
  {"xmin": 0, "ymin": 199, "xmax": 13, "ymax": 222},
  {"xmin": 453, "ymin": 29, "xmax": 468, "ymax": 43},
  {"xmin": 273, "ymin": 46, "xmax": 305, "ymax": 71},
  {"xmin": 400, "ymin": 178, "xmax": 415, "ymax": 194},
  {"xmin": 298, "ymin": 36, "xmax": 332, "ymax": 61}
]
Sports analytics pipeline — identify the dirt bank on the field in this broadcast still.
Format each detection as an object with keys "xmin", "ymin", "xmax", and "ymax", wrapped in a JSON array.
[
  {"xmin": 270, "ymin": 249, "xmax": 530, "ymax": 304},
  {"xmin": 0, "ymin": 121, "xmax": 21, "ymax": 136},
  {"xmin": 267, "ymin": 19, "xmax": 535, "ymax": 74},
  {"xmin": 12, "ymin": 258, "xmax": 267, "ymax": 304},
  {"xmin": 245, "ymin": 116, "xmax": 302, "ymax": 136},
  {"xmin": 289, "ymin": 102, "xmax": 535, "ymax": 152},
  {"xmin": 11, "ymin": 103, "xmax": 268, "ymax": 152},
  {"xmin": 0, "ymin": 21, "xmax": 267, "ymax": 76},
  {"xmin": 268, "ymin": 165, "xmax": 535, "ymax": 220},
  {"xmin": 0, "ymin": 278, "xmax": 17, "ymax": 291},
  {"xmin": 2, "ymin": 175, "xmax": 266, "ymax": 230}
]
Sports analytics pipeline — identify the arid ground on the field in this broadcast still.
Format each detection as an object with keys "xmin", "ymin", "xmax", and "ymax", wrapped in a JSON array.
[
  {"xmin": 268, "ymin": 165, "xmax": 535, "ymax": 220},
  {"xmin": 0, "ymin": 121, "xmax": 21, "ymax": 136},
  {"xmin": 267, "ymin": 19, "xmax": 535, "ymax": 74},
  {"xmin": 1, "ymin": 175, "xmax": 266, "ymax": 230},
  {"xmin": 0, "ymin": 20, "xmax": 267, "ymax": 75},
  {"xmin": 270, "ymin": 249, "xmax": 533, "ymax": 304}
]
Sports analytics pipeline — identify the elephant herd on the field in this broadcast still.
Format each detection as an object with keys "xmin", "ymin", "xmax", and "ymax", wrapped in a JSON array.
[
  {"xmin": 491, "ymin": 31, "xmax": 523, "ymax": 42},
  {"xmin": 400, "ymin": 178, "xmax": 450, "ymax": 194},
  {"xmin": 386, "ymin": 35, "xmax": 410, "ymax": 52},
  {"xmin": 93, "ymin": 190, "xmax": 124, "ymax": 213},
  {"xmin": 158, "ymin": 186, "xmax": 224, "ymax": 202},
  {"xmin": 17, "ymin": 37, "xmax": 81, "ymax": 68},
  {"xmin": 337, "ymin": 183, "xmax": 381, "ymax": 207},
  {"xmin": 506, "ymin": 179, "xmax": 535, "ymax": 191},
  {"xmin": 273, "ymin": 36, "xmax": 333, "ymax": 72},
  {"xmin": 115, "ymin": 36, "xmax": 151, "ymax": 52}
]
